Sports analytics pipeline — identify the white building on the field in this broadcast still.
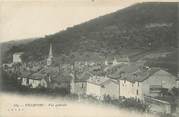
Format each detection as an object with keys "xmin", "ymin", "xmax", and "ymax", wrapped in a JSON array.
[
  {"xmin": 21, "ymin": 71, "xmax": 31, "ymax": 86},
  {"xmin": 75, "ymin": 74, "xmax": 119, "ymax": 100},
  {"xmin": 20, "ymin": 70, "xmax": 48, "ymax": 88},
  {"xmin": 22, "ymin": 77, "xmax": 28, "ymax": 86},
  {"xmin": 28, "ymin": 72, "xmax": 48, "ymax": 88},
  {"xmin": 119, "ymin": 78, "xmax": 143, "ymax": 100},
  {"xmin": 86, "ymin": 76, "xmax": 119, "ymax": 100},
  {"xmin": 118, "ymin": 68, "xmax": 177, "ymax": 100},
  {"xmin": 13, "ymin": 52, "xmax": 23, "ymax": 63},
  {"xmin": 105, "ymin": 56, "xmax": 130, "ymax": 66},
  {"xmin": 141, "ymin": 69, "xmax": 177, "ymax": 97},
  {"xmin": 113, "ymin": 56, "xmax": 130, "ymax": 65},
  {"xmin": 28, "ymin": 79, "xmax": 41, "ymax": 88}
]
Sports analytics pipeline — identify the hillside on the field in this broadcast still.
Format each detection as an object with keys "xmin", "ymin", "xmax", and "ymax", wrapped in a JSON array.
[{"xmin": 1, "ymin": 2, "xmax": 178, "ymax": 74}]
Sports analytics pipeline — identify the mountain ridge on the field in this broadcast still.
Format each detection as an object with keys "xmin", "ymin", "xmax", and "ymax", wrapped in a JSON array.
[{"xmin": 1, "ymin": 2, "xmax": 178, "ymax": 67}]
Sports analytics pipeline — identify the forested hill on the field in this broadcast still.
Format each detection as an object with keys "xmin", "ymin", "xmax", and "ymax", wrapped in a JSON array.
[{"xmin": 2, "ymin": 2, "xmax": 178, "ymax": 63}]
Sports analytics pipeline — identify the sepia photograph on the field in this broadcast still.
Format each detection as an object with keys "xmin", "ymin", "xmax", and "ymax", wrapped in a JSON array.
[{"xmin": 0, "ymin": 0, "xmax": 178, "ymax": 117}]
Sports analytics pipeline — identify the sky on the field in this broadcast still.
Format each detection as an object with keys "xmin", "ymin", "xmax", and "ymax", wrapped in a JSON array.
[{"xmin": 0, "ymin": 0, "xmax": 177, "ymax": 42}]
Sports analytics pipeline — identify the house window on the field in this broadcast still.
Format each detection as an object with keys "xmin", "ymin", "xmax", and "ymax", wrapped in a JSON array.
[
  {"xmin": 132, "ymin": 83, "xmax": 134, "ymax": 87},
  {"xmin": 82, "ymin": 83, "xmax": 84, "ymax": 88},
  {"xmin": 138, "ymin": 82, "xmax": 140, "ymax": 86},
  {"xmin": 136, "ymin": 90, "xmax": 139, "ymax": 95},
  {"xmin": 124, "ymin": 80, "xmax": 126, "ymax": 83},
  {"xmin": 101, "ymin": 85, "xmax": 105, "ymax": 88}
]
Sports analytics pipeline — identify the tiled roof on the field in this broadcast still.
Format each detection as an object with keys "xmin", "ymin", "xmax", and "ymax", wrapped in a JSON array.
[
  {"xmin": 120, "ymin": 68, "xmax": 160, "ymax": 82},
  {"xmin": 118, "ymin": 63, "xmax": 142, "ymax": 73},
  {"xmin": 104, "ymin": 63, "xmax": 126, "ymax": 72},
  {"xmin": 76, "ymin": 72, "xmax": 92, "ymax": 82},
  {"xmin": 107, "ymin": 63, "xmax": 141, "ymax": 79},
  {"xmin": 30, "ymin": 71, "xmax": 46, "ymax": 80},
  {"xmin": 87, "ymin": 76, "xmax": 110, "ymax": 86},
  {"xmin": 108, "ymin": 70, "xmax": 122, "ymax": 79},
  {"xmin": 39, "ymin": 66, "xmax": 59, "ymax": 74},
  {"xmin": 21, "ymin": 70, "xmax": 31, "ymax": 77},
  {"xmin": 54, "ymin": 73, "xmax": 73, "ymax": 82}
]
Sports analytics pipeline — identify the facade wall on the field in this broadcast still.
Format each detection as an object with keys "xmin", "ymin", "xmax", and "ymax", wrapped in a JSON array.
[
  {"xmin": 13, "ymin": 54, "xmax": 22, "ymax": 63},
  {"xmin": 100, "ymin": 81, "xmax": 119, "ymax": 99},
  {"xmin": 86, "ymin": 82, "xmax": 101, "ymax": 98},
  {"xmin": 29, "ymin": 79, "xmax": 40, "ymax": 88},
  {"xmin": 119, "ymin": 80, "xmax": 143, "ymax": 100},
  {"xmin": 40, "ymin": 79, "xmax": 48, "ymax": 88},
  {"xmin": 74, "ymin": 82, "xmax": 87, "ymax": 95},
  {"xmin": 142, "ymin": 70, "xmax": 176, "ymax": 96},
  {"xmin": 21, "ymin": 78, "xmax": 28, "ymax": 86}
]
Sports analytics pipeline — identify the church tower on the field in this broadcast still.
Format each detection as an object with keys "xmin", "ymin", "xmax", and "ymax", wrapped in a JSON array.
[{"xmin": 47, "ymin": 43, "xmax": 53, "ymax": 66}]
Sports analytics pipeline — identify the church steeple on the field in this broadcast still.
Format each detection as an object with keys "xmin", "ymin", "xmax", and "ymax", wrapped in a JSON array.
[
  {"xmin": 47, "ymin": 43, "xmax": 53, "ymax": 66},
  {"xmin": 49, "ymin": 43, "xmax": 53, "ymax": 58}
]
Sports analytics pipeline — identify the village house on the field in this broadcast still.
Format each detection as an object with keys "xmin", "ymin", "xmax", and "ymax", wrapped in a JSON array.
[
  {"xmin": 51, "ymin": 73, "xmax": 74, "ymax": 93},
  {"xmin": 108, "ymin": 63, "xmax": 177, "ymax": 100},
  {"xmin": 141, "ymin": 69, "xmax": 177, "ymax": 97},
  {"xmin": 119, "ymin": 76, "xmax": 143, "ymax": 100},
  {"xmin": 73, "ymin": 72, "xmax": 90, "ymax": 95},
  {"xmin": 20, "ymin": 65, "xmax": 59, "ymax": 88},
  {"xmin": 113, "ymin": 56, "xmax": 130, "ymax": 65},
  {"xmin": 13, "ymin": 52, "xmax": 24, "ymax": 64},
  {"xmin": 74, "ymin": 71, "xmax": 119, "ymax": 100},
  {"xmin": 86, "ymin": 76, "xmax": 119, "ymax": 100},
  {"xmin": 21, "ymin": 71, "xmax": 31, "ymax": 86},
  {"xmin": 20, "ymin": 70, "xmax": 48, "ymax": 88},
  {"xmin": 104, "ymin": 56, "xmax": 130, "ymax": 66},
  {"xmin": 28, "ymin": 72, "xmax": 48, "ymax": 88}
]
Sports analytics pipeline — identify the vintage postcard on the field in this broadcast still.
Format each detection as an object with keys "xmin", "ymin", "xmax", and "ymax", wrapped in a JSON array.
[{"xmin": 0, "ymin": 0, "xmax": 178, "ymax": 117}]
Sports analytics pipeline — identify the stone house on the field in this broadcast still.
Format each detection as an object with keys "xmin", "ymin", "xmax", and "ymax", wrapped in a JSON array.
[
  {"xmin": 28, "ymin": 72, "xmax": 48, "ymax": 88},
  {"xmin": 21, "ymin": 71, "xmax": 31, "ymax": 86},
  {"xmin": 108, "ymin": 63, "xmax": 177, "ymax": 100},
  {"xmin": 141, "ymin": 69, "xmax": 177, "ymax": 97},
  {"xmin": 48, "ymin": 73, "xmax": 74, "ymax": 94},
  {"xmin": 74, "ymin": 71, "xmax": 119, "ymax": 100},
  {"xmin": 13, "ymin": 52, "xmax": 24, "ymax": 64}
]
